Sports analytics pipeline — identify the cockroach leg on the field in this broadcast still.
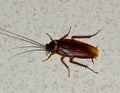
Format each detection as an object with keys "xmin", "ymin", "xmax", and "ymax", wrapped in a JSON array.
[
  {"xmin": 46, "ymin": 33, "xmax": 53, "ymax": 41},
  {"xmin": 91, "ymin": 58, "xmax": 94, "ymax": 64},
  {"xmin": 61, "ymin": 56, "xmax": 70, "ymax": 77},
  {"xmin": 60, "ymin": 26, "xmax": 72, "ymax": 40},
  {"xmin": 69, "ymin": 57, "xmax": 98, "ymax": 74},
  {"xmin": 43, "ymin": 53, "xmax": 54, "ymax": 62},
  {"xmin": 72, "ymin": 30, "xmax": 101, "ymax": 39}
]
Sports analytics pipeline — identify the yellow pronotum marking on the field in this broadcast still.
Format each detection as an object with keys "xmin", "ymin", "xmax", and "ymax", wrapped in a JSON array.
[{"xmin": 52, "ymin": 40, "xmax": 58, "ymax": 52}]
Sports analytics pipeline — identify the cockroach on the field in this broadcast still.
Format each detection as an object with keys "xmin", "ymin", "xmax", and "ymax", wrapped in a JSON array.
[{"xmin": 0, "ymin": 27, "xmax": 100, "ymax": 77}]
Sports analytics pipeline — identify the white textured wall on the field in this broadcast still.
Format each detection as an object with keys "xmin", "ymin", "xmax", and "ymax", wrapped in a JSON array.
[{"xmin": 0, "ymin": 0, "xmax": 120, "ymax": 93}]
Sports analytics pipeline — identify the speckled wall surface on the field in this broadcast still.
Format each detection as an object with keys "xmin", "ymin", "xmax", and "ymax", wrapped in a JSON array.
[{"xmin": 0, "ymin": 0, "xmax": 120, "ymax": 93}]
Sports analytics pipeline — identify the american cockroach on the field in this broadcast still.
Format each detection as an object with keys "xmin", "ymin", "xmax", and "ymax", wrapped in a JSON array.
[{"xmin": 0, "ymin": 27, "xmax": 100, "ymax": 77}]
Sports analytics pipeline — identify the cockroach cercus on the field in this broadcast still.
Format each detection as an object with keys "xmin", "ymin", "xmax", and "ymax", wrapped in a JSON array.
[{"xmin": 0, "ymin": 27, "xmax": 100, "ymax": 77}]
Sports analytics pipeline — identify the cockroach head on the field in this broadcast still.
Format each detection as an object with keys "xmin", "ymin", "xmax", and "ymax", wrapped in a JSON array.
[{"xmin": 45, "ymin": 40, "xmax": 58, "ymax": 52}]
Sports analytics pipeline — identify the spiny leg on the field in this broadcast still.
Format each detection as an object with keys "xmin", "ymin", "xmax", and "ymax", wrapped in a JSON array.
[
  {"xmin": 69, "ymin": 57, "xmax": 98, "ymax": 74},
  {"xmin": 43, "ymin": 53, "xmax": 54, "ymax": 62},
  {"xmin": 60, "ymin": 26, "xmax": 72, "ymax": 40},
  {"xmin": 46, "ymin": 33, "xmax": 53, "ymax": 41},
  {"xmin": 61, "ymin": 56, "xmax": 70, "ymax": 77},
  {"xmin": 72, "ymin": 30, "xmax": 101, "ymax": 39},
  {"xmin": 91, "ymin": 58, "xmax": 94, "ymax": 64}
]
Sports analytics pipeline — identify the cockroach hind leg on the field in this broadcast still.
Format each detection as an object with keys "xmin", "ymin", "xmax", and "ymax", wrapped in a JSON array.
[
  {"xmin": 69, "ymin": 57, "xmax": 98, "ymax": 74},
  {"xmin": 91, "ymin": 58, "xmax": 94, "ymax": 64},
  {"xmin": 61, "ymin": 56, "xmax": 70, "ymax": 77},
  {"xmin": 42, "ymin": 53, "xmax": 53, "ymax": 62}
]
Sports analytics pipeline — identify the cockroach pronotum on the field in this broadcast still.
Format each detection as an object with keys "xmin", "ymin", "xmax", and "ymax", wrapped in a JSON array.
[{"xmin": 0, "ymin": 27, "xmax": 100, "ymax": 77}]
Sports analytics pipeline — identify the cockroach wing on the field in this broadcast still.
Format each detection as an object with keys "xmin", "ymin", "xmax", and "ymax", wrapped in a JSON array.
[{"xmin": 57, "ymin": 39, "xmax": 98, "ymax": 58}]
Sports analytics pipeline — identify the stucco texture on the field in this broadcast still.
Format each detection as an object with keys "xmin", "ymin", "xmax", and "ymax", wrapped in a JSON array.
[{"xmin": 0, "ymin": 0, "xmax": 120, "ymax": 93}]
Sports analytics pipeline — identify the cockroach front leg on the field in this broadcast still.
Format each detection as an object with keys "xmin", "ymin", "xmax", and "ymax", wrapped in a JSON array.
[
  {"xmin": 69, "ymin": 57, "xmax": 98, "ymax": 74},
  {"xmin": 43, "ymin": 53, "xmax": 54, "ymax": 62},
  {"xmin": 46, "ymin": 33, "xmax": 53, "ymax": 41},
  {"xmin": 72, "ymin": 30, "xmax": 101, "ymax": 39},
  {"xmin": 61, "ymin": 56, "xmax": 70, "ymax": 77}
]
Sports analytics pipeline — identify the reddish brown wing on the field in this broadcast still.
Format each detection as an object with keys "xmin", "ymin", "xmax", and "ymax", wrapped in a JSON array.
[{"xmin": 57, "ymin": 39, "xmax": 98, "ymax": 58}]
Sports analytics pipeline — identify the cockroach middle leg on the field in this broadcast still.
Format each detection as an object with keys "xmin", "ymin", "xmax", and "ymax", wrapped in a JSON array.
[
  {"xmin": 43, "ymin": 53, "xmax": 54, "ymax": 62},
  {"xmin": 72, "ymin": 30, "xmax": 101, "ymax": 39},
  {"xmin": 69, "ymin": 57, "xmax": 98, "ymax": 74},
  {"xmin": 61, "ymin": 56, "xmax": 70, "ymax": 77},
  {"xmin": 60, "ymin": 26, "xmax": 72, "ymax": 40}
]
